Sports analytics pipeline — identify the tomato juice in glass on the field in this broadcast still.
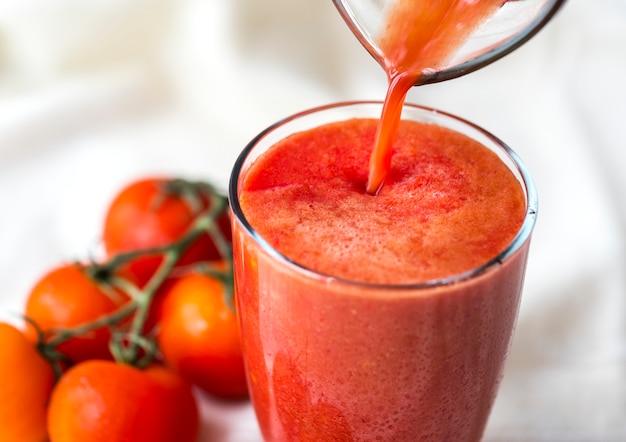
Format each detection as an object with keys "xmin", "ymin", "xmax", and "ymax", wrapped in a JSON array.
[{"xmin": 229, "ymin": 101, "xmax": 537, "ymax": 441}]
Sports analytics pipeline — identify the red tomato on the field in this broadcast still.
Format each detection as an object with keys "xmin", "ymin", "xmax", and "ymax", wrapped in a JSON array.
[
  {"xmin": 24, "ymin": 263, "xmax": 130, "ymax": 363},
  {"xmin": 157, "ymin": 270, "xmax": 248, "ymax": 400},
  {"xmin": 102, "ymin": 177, "xmax": 232, "ymax": 286},
  {"xmin": 0, "ymin": 322, "xmax": 55, "ymax": 442},
  {"xmin": 47, "ymin": 360, "xmax": 199, "ymax": 442}
]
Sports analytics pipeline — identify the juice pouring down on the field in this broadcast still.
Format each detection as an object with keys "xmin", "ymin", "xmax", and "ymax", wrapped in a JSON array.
[
  {"xmin": 366, "ymin": 0, "xmax": 504, "ymax": 194},
  {"xmin": 227, "ymin": 0, "xmax": 559, "ymax": 440},
  {"xmin": 333, "ymin": 0, "xmax": 567, "ymax": 192}
]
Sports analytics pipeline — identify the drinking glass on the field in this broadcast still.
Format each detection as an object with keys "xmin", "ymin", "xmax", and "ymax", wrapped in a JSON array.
[{"xmin": 229, "ymin": 101, "xmax": 538, "ymax": 441}]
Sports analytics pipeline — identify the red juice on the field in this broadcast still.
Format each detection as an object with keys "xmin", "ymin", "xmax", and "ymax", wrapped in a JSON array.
[
  {"xmin": 368, "ymin": 0, "xmax": 503, "ymax": 194},
  {"xmin": 230, "ymin": 102, "xmax": 537, "ymax": 441}
]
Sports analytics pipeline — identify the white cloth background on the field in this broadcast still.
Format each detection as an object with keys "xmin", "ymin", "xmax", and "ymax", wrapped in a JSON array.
[{"xmin": 0, "ymin": 0, "xmax": 624, "ymax": 440}]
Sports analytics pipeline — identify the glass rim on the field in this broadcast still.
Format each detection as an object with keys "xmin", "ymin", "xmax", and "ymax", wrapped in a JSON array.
[{"xmin": 229, "ymin": 100, "xmax": 538, "ymax": 290}]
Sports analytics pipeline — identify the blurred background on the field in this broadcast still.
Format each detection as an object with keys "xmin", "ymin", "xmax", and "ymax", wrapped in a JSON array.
[{"xmin": 0, "ymin": 0, "xmax": 624, "ymax": 440}]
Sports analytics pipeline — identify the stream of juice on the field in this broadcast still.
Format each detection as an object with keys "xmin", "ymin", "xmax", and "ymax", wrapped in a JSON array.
[{"xmin": 367, "ymin": 0, "xmax": 504, "ymax": 194}]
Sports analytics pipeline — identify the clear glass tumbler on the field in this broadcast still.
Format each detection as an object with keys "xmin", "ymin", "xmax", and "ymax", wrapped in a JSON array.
[{"xmin": 229, "ymin": 101, "xmax": 538, "ymax": 441}]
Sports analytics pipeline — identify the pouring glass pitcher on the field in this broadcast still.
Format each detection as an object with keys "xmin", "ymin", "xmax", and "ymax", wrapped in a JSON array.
[{"xmin": 333, "ymin": 0, "xmax": 567, "ymax": 86}]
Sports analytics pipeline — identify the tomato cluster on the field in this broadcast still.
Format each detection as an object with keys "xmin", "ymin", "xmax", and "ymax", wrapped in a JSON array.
[{"xmin": 0, "ymin": 177, "xmax": 247, "ymax": 442}]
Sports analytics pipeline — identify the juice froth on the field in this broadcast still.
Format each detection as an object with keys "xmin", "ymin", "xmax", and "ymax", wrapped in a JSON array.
[{"xmin": 241, "ymin": 118, "xmax": 525, "ymax": 284}]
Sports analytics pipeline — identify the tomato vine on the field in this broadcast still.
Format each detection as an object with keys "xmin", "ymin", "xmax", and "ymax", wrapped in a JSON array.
[{"xmin": 28, "ymin": 179, "xmax": 233, "ymax": 375}]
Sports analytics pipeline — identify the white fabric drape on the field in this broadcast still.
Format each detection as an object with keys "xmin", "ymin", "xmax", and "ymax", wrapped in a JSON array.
[{"xmin": 1, "ymin": 1, "xmax": 624, "ymax": 440}]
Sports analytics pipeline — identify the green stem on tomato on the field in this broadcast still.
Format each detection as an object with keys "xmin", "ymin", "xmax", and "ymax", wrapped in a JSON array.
[
  {"xmin": 36, "ymin": 183, "xmax": 232, "ymax": 370},
  {"xmin": 120, "ymin": 193, "xmax": 229, "ymax": 366},
  {"xmin": 108, "ymin": 276, "xmax": 145, "ymax": 302},
  {"xmin": 45, "ymin": 301, "xmax": 138, "ymax": 349},
  {"xmin": 200, "ymin": 191, "xmax": 235, "ymax": 311},
  {"xmin": 24, "ymin": 316, "xmax": 71, "ymax": 380}
]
